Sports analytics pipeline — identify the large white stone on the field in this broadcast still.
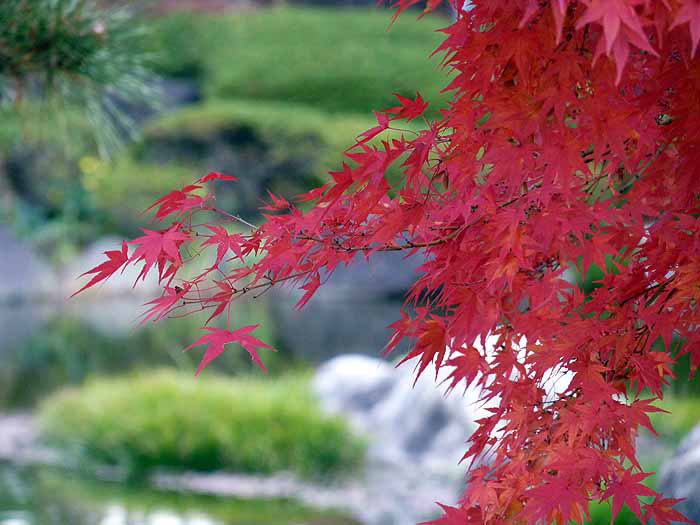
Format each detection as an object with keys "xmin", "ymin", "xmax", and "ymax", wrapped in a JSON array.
[
  {"xmin": 658, "ymin": 424, "xmax": 700, "ymax": 523},
  {"xmin": 313, "ymin": 354, "xmax": 486, "ymax": 473}
]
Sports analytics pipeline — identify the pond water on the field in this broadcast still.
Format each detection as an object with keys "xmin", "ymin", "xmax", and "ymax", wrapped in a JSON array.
[
  {"xmin": 0, "ymin": 464, "xmax": 358, "ymax": 525},
  {"xmin": 0, "ymin": 247, "xmax": 416, "ymax": 524},
  {"xmin": 0, "ymin": 294, "xmax": 394, "ymax": 525}
]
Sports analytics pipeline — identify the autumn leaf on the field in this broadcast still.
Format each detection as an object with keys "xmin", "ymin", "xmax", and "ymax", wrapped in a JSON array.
[
  {"xmin": 603, "ymin": 469, "xmax": 656, "ymax": 523},
  {"xmin": 356, "ymin": 111, "xmax": 390, "ymax": 144},
  {"xmin": 671, "ymin": 0, "xmax": 700, "ymax": 57},
  {"xmin": 72, "ymin": 241, "xmax": 129, "ymax": 296},
  {"xmin": 144, "ymin": 184, "xmax": 208, "ymax": 223},
  {"xmin": 183, "ymin": 326, "xmax": 274, "ymax": 375},
  {"xmin": 200, "ymin": 224, "xmax": 245, "ymax": 269},
  {"xmin": 385, "ymin": 92, "xmax": 429, "ymax": 121},
  {"xmin": 128, "ymin": 224, "xmax": 190, "ymax": 285},
  {"xmin": 198, "ymin": 171, "xmax": 238, "ymax": 184},
  {"xmin": 138, "ymin": 284, "xmax": 190, "ymax": 327},
  {"xmin": 644, "ymin": 497, "xmax": 693, "ymax": 525}
]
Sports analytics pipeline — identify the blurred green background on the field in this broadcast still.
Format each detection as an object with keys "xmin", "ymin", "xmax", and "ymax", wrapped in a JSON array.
[
  {"xmin": 0, "ymin": 1, "xmax": 449, "ymax": 523},
  {"xmin": 0, "ymin": 1, "xmax": 698, "ymax": 524}
]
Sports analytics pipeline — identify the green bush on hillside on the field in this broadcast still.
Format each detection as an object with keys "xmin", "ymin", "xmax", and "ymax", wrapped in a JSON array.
[
  {"xmin": 39, "ymin": 370, "xmax": 365, "ymax": 479},
  {"xmin": 120, "ymin": 99, "xmax": 412, "ymax": 218},
  {"xmin": 149, "ymin": 7, "xmax": 452, "ymax": 116}
]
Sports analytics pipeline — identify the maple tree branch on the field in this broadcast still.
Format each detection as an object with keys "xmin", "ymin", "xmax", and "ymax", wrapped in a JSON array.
[
  {"xmin": 208, "ymin": 206, "xmax": 258, "ymax": 230},
  {"xmin": 618, "ymin": 278, "xmax": 675, "ymax": 307},
  {"xmin": 294, "ymin": 176, "xmax": 548, "ymax": 254}
]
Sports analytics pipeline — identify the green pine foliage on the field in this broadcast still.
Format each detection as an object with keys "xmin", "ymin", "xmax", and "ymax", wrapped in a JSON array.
[{"xmin": 0, "ymin": 0, "xmax": 154, "ymax": 155}]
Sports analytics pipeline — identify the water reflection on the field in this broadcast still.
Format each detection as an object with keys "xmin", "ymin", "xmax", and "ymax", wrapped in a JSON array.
[
  {"xmin": 95, "ymin": 505, "xmax": 220, "ymax": 525},
  {"xmin": 0, "ymin": 465, "xmax": 357, "ymax": 525}
]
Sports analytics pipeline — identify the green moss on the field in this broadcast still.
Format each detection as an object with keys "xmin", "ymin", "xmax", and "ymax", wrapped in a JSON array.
[
  {"xmin": 39, "ymin": 370, "xmax": 365, "ymax": 479},
  {"xmin": 149, "ymin": 7, "xmax": 452, "ymax": 116}
]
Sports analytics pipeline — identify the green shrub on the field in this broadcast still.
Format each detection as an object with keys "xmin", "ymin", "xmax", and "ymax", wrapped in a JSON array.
[
  {"xmin": 131, "ymin": 99, "xmax": 412, "ymax": 216},
  {"xmin": 149, "ymin": 7, "xmax": 452, "ymax": 116},
  {"xmin": 39, "ymin": 370, "xmax": 365, "ymax": 479},
  {"xmin": 140, "ymin": 98, "xmax": 375, "ymax": 170}
]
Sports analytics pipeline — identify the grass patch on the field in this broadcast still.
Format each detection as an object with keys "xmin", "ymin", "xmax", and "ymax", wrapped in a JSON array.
[
  {"xmin": 38, "ymin": 370, "xmax": 365, "ymax": 479},
  {"xmin": 149, "ymin": 7, "xmax": 452, "ymax": 116},
  {"xmin": 649, "ymin": 394, "xmax": 700, "ymax": 445}
]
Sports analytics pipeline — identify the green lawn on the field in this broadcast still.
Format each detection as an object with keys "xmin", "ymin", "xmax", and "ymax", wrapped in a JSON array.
[{"xmin": 149, "ymin": 7, "xmax": 453, "ymax": 116}]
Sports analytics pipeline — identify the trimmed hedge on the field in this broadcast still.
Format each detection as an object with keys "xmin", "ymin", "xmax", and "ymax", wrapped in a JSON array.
[{"xmin": 39, "ymin": 370, "xmax": 365, "ymax": 478}]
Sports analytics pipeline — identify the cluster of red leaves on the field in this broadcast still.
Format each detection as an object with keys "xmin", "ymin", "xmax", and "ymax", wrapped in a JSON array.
[{"xmin": 74, "ymin": 0, "xmax": 700, "ymax": 523}]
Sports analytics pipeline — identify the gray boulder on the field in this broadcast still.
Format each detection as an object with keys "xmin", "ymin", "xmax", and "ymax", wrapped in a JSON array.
[
  {"xmin": 658, "ymin": 424, "xmax": 700, "ymax": 523},
  {"xmin": 313, "ymin": 354, "xmax": 489, "ymax": 524},
  {"xmin": 313, "ymin": 354, "xmax": 485, "ymax": 473}
]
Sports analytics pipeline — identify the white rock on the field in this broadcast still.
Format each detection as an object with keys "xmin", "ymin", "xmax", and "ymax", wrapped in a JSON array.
[{"xmin": 658, "ymin": 424, "xmax": 700, "ymax": 523}]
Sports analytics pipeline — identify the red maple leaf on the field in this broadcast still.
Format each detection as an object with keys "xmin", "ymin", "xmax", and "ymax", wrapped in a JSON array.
[
  {"xmin": 356, "ymin": 111, "xmax": 390, "ymax": 144},
  {"xmin": 198, "ymin": 171, "xmax": 238, "ymax": 184},
  {"xmin": 603, "ymin": 469, "xmax": 656, "ymax": 523},
  {"xmin": 385, "ymin": 92, "xmax": 429, "ymax": 121},
  {"xmin": 71, "ymin": 241, "xmax": 129, "ymax": 297},
  {"xmin": 644, "ymin": 497, "xmax": 693, "ymax": 525},
  {"xmin": 398, "ymin": 318, "xmax": 448, "ymax": 382},
  {"xmin": 138, "ymin": 284, "xmax": 190, "ymax": 326},
  {"xmin": 129, "ymin": 224, "xmax": 190, "ymax": 285},
  {"xmin": 183, "ymin": 326, "xmax": 274, "ymax": 375},
  {"xmin": 200, "ymin": 224, "xmax": 245, "ymax": 269},
  {"xmin": 671, "ymin": 0, "xmax": 700, "ymax": 57},
  {"xmin": 144, "ymin": 184, "xmax": 208, "ymax": 223}
]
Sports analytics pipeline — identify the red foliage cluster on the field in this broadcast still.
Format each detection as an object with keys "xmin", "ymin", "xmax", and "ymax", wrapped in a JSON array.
[{"xmin": 75, "ymin": 0, "xmax": 700, "ymax": 523}]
